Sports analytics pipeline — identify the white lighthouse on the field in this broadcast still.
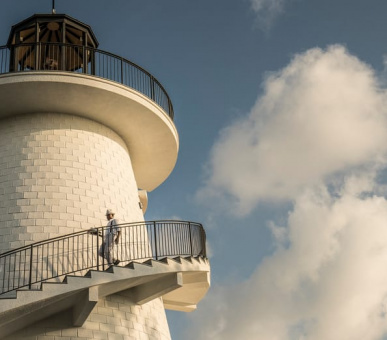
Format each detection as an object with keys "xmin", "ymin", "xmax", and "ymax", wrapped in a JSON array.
[{"xmin": 0, "ymin": 11, "xmax": 210, "ymax": 340}]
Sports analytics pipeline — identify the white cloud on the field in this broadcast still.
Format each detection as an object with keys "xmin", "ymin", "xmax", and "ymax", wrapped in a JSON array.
[
  {"xmin": 187, "ymin": 186, "xmax": 387, "ymax": 340},
  {"xmin": 250, "ymin": 0, "xmax": 286, "ymax": 28},
  {"xmin": 197, "ymin": 45, "xmax": 387, "ymax": 215},
  {"xmin": 192, "ymin": 45, "xmax": 387, "ymax": 340}
]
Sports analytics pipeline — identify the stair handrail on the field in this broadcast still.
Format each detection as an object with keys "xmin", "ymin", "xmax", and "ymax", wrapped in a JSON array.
[{"xmin": 0, "ymin": 220, "xmax": 206, "ymax": 295}]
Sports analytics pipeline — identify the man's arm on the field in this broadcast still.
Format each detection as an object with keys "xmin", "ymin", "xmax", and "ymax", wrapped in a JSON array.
[{"xmin": 115, "ymin": 230, "xmax": 121, "ymax": 244}]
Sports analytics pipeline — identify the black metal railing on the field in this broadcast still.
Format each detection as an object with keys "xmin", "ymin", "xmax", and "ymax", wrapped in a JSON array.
[
  {"xmin": 0, "ymin": 220, "xmax": 206, "ymax": 295},
  {"xmin": 0, "ymin": 42, "xmax": 174, "ymax": 119}
]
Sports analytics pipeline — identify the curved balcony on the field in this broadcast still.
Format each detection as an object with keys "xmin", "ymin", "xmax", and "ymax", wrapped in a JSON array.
[
  {"xmin": 0, "ymin": 42, "xmax": 174, "ymax": 119},
  {"xmin": 0, "ymin": 220, "xmax": 206, "ymax": 296}
]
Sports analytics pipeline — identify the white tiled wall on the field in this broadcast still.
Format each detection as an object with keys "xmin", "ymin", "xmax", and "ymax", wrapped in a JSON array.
[
  {"xmin": 5, "ymin": 296, "xmax": 171, "ymax": 340},
  {"xmin": 0, "ymin": 113, "xmax": 172, "ymax": 339},
  {"xmin": 0, "ymin": 113, "xmax": 144, "ymax": 253}
]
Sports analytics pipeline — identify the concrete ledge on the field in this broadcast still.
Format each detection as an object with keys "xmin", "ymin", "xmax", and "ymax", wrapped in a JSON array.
[{"xmin": 162, "ymin": 271, "xmax": 211, "ymax": 312}]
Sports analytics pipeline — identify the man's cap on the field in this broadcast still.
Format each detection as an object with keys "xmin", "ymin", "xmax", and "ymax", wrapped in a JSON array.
[{"xmin": 106, "ymin": 209, "xmax": 115, "ymax": 216}]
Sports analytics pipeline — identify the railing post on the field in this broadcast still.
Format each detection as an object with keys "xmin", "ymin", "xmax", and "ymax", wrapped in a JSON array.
[
  {"xmin": 150, "ymin": 76, "xmax": 155, "ymax": 100},
  {"xmin": 61, "ymin": 42, "xmax": 66, "ymax": 71},
  {"xmin": 188, "ymin": 222, "xmax": 193, "ymax": 256},
  {"xmin": 121, "ymin": 57, "xmax": 124, "ymax": 84},
  {"xmin": 90, "ymin": 48, "xmax": 95, "ymax": 76},
  {"xmin": 96, "ymin": 227, "xmax": 100, "ymax": 270},
  {"xmin": 201, "ymin": 226, "xmax": 206, "ymax": 258},
  {"xmin": 102, "ymin": 226, "xmax": 105, "ymax": 271},
  {"xmin": 169, "ymin": 101, "xmax": 173, "ymax": 119},
  {"xmin": 28, "ymin": 245, "xmax": 33, "ymax": 289},
  {"xmin": 153, "ymin": 221, "xmax": 158, "ymax": 260},
  {"xmin": 9, "ymin": 45, "xmax": 15, "ymax": 72},
  {"xmin": 82, "ymin": 46, "xmax": 86, "ymax": 73},
  {"xmin": 34, "ymin": 42, "xmax": 40, "ymax": 70}
]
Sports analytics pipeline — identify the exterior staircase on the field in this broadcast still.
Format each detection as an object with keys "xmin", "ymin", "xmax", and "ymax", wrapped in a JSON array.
[{"xmin": 0, "ymin": 221, "xmax": 210, "ymax": 339}]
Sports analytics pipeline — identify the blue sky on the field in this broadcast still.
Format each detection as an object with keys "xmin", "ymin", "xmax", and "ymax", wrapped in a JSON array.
[{"xmin": 4, "ymin": 0, "xmax": 387, "ymax": 339}]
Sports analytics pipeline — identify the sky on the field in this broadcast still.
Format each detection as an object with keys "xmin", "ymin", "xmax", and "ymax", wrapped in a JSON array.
[{"xmin": 3, "ymin": 0, "xmax": 387, "ymax": 339}]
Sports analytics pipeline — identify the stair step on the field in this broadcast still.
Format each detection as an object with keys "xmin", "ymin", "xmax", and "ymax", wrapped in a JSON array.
[
  {"xmin": 158, "ymin": 257, "xmax": 169, "ymax": 264},
  {"xmin": 0, "ymin": 291, "xmax": 17, "ymax": 299},
  {"xmin": 64, "ymin": 275, "xmax": 90, "ymax": 285},
  {"xmin": 40, "ymin": 282, "xmax": 67, "ymax": 293},
  {"xmin": 182, "ymin": 256, "xmax": 193, "ymax": 263},
  {"xmin": 170, "ymin": 256, "xmax": 182, "ymax": 264},
  {"xmin": 84, "ymin": 271, "xmax": 93, "ymax": 278},
  {"xmin": 143, "ymin": 259, "xmax": 154, "ymax": 266},
  {"xmin": 156, "ymin": 258, "xmax": 170, "ymax": 266},
  {"xmin": 105, "ymin": 265, "xmax": 115, "ymax": 273},
  {"xmin": 193, "ymin": 256, "xmax": 202, "ymax": 263},
  {"xmin": 125, "ymin": 262, "xmax": 135, "ymax": 269}
]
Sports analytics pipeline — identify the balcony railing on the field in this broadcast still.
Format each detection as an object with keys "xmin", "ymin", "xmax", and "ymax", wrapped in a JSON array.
[
  {"xmin": 0, "ymin": 220, "xmax": 206, "ymax": 295},
  {"xmin": 0, "ymin": 42, "xmax": 174, "ymax": 119}
]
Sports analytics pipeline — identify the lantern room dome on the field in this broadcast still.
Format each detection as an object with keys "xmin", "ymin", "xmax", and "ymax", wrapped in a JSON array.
[
  {"xmin": 6, "ymin": 14, "xmax": 99, "ymax": 72},
  {"xmin": 7, "ymin": 14, "xmax": 98, "ymax": 47}
]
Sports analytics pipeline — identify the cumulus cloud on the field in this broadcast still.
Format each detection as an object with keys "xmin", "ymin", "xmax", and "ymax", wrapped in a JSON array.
[
  {"xmin": 188, "ymin": 187, "xmax": 387, "ymax": 340},
  {"xmin": 197, "ymin": 45, "xmax": 387, "ymax": 215},
  {"xmin": 192, "ymin": 45, "xmax": 387, "ymax": 340}
]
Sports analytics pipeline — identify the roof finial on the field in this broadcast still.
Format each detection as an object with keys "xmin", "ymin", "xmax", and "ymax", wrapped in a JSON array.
[{"xmin": 52, "ymin": 0, "xmax": 56, "ymax": 14}]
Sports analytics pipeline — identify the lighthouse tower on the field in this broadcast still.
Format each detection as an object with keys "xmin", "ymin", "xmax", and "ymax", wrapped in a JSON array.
[{"xmin": 0, "ymin": 11, "xmax": 210, "ymax": 340}]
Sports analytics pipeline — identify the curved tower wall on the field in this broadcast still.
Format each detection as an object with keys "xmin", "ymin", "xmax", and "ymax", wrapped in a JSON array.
[
  {"xmin": 0, "ymin": 112, "xmax": 171, "ymax": 340},
  {"xmin": 0, "ymin": 113, "xmax": 144, "ymax": 253},
  {"xmin": 5, "ymin": 295, "xmax": 171, "ymax": 340}
]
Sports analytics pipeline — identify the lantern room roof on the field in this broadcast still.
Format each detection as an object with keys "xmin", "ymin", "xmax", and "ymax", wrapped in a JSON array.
[{"xmin": 7, "ymin": 14, "xmax": 99, "ymax": 48}]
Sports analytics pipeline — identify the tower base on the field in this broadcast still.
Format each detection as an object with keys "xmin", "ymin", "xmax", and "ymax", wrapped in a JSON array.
[{"xmin": 4, "ymin": 295, "xmax": 171, "ymax": 340}]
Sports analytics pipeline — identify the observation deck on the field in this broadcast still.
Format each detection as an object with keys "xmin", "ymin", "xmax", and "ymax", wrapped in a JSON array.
[{"xmin": 0, "ymin": 14, "xmax": 178, "ymax": 191}]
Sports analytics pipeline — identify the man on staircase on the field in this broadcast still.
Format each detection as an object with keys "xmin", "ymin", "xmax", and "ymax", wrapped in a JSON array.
[{"xmin": 100, "ymin": 209, "xmax": 121, "ymax": 265}]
